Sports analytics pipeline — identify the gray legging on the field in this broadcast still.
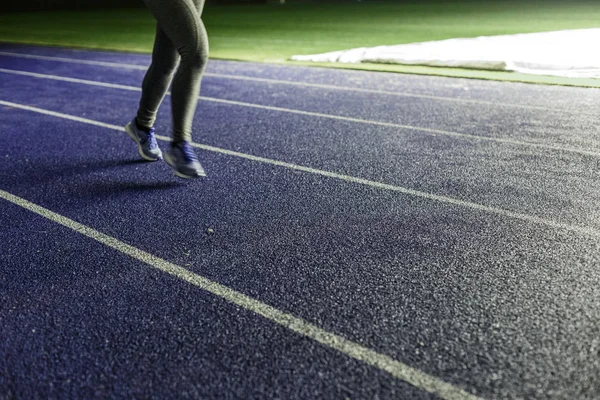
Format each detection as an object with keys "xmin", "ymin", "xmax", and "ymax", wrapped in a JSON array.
[{"xmin": 137, "ymin": 0, "xmax": 209, "ymax": 143}]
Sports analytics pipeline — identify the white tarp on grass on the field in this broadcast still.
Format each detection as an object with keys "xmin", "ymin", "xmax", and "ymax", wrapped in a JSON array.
[{"xmin": 291, "ymin": 29, "xmax": 600, "ymax": 78}]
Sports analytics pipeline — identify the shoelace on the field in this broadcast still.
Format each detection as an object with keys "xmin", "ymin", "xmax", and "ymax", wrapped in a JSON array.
[
  {"xmin": 146, "ymin": 127, "xmax": 158, "ymax": 150},
  {"xmin": 180, "ymin": 142, "xmax": 199, "ymax": 162}
]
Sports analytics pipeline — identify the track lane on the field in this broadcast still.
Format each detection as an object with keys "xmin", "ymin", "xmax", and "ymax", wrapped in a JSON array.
[
  {"xmin": 1, "ymin": 107, "xmax": 599, "ymax": 399},
  {"xmin": 2, "ymin": 44, "xmax": 600, "ymax": 400},
  {"xmin": 1, "ymin": 201, "xmax": 443, "ymax": 400},
  {"xmin": 1, "ymin": 53, "xmax": 600, "ymax": 154},
  {"xmin": 1, "ymin": 75, "xmax": 599, "ymax": 232}
]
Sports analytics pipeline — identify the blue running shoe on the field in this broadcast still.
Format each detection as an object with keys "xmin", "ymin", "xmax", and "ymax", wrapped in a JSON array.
[
  {"xmin": 165, "ymin": 141, "xmax": 206, "ymax": 179},
  {"xmin": 125, "ymin": 118, "xmax": 162, "ymax": 161}
]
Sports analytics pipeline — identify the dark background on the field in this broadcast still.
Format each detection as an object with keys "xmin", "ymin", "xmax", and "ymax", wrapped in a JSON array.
[
  {"xmin": 0, "ymin": 0, "xmax": 271, "ymax": 12},
  {"xmin": 0, "ymin": 0, "xmax": 564, "ymax": 13}
]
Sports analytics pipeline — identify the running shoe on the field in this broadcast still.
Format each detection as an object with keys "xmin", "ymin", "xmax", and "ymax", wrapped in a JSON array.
[
  {"xmin": 165, "ymin": 141, "xmax": 206, "ymax": 179},
  {"xmin": 125, "ymin": 118, "xmax": 162, "ymax": 161}
]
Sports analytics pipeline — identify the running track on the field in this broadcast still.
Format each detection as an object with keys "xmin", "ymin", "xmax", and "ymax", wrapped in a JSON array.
[{"xmin": 0, "ymin": 43, "xmax": 599, "ymax": 400}]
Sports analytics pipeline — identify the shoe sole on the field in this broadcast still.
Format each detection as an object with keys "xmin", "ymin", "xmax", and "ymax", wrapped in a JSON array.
[
  {"xmin": 164, "ymin": 151, "xmax": 206, "ymax": 179},
  {"xmin": 125, "ymin": 123, "xmax": 162, "ymax": 162}
]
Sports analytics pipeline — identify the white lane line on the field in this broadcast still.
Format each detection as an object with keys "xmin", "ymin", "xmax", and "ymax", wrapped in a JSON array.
[
  {"xmin": 0, "ymin": 68, "xmax": 141, "ymax": 92},
  {"xmin": 0, "ymin": 50, "xmax": 573, "ymax": 113},
  {"xmin": 1, "ymin": 68, "xmax": 598, "ymax": 158},
  {"xmin": 0, "ymin": 189, "xmax": 481, "ymax": 400},
  {"xmin": 2, "ymin": 99, "xmax": 599, "ymax": 239},
  {"xmin": 0, "ymin": 51, "xmax": 148, "ymax": 70},
  {"xmin": 202, "ymin": 73, "xmax": 572, "ymax": 113}
]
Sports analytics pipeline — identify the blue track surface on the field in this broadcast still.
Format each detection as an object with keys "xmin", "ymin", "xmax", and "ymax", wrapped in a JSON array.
[{"xmin": 1, "ymin": 44, "xmax": 599, "ymax": 400}]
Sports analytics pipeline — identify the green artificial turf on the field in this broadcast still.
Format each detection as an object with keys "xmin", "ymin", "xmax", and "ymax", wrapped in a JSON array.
[{"xmin": 1, "ymin": 0, "xmax": 600, "ymax": 87}]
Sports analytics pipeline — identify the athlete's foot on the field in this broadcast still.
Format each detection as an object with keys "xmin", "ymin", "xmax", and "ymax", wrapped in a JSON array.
[
  {"xmin": 125, "ymin": 118, "xmax": 162, "ymax": 161},
  {"xmin": 165, "ymin": 141, "xmax": 206, "ymax": 179}
]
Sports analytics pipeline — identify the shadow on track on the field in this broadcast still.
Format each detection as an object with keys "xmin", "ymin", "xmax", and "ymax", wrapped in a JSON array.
[{"xmin": 0, "ymin": 157, "xmax": 188, "ymax": 198}]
